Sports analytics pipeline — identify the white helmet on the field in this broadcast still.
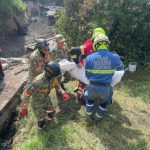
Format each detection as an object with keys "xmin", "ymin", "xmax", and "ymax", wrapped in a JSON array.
[
  {"xmin": 93, "ymin": 35, "xmax": 110, "ymax": 46},
  {"xmin": 93, "ymin": 35, "xmax": 110, "ymax": 51}
]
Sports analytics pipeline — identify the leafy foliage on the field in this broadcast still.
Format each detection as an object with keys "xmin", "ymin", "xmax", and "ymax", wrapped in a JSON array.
[
  {"xmin": 0, "ymin": 0, "xmax": 26, "ymax": 15},
  {"xmin": 56, "ymin": 0, "xmax": 150, "ymax": 68},
  {"xmin": 0, "ymin": 0, "xmax": 26, "ymax": 34}
]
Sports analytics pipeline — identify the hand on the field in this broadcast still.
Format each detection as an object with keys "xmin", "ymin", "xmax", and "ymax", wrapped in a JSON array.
[
  {"xmin": 62, "ymin": 93, "xmax": 70, "ymax": 101},
  {"xmin": 19, "ymin": 109, "xmax": 28, "ymax": 118}
]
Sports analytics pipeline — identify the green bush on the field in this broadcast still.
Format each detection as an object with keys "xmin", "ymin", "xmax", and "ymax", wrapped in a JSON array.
[
  {"xmin": 56, "ymin": 0, "xmax": 150, "ymax": 68},
  {"xmin": 0, "ymin": 0, "xmax": 26, "ymax": 15}
]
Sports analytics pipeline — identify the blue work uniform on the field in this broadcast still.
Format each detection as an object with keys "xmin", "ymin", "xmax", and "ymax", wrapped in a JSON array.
[{"xmin": 85, "ymin": 49, "xmax": 124, "ymax": 119}]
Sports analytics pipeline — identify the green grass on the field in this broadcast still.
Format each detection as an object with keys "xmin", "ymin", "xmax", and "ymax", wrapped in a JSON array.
[{"xmin": 13, "ymin": 70, "xmax": 150, "ymax": 150}]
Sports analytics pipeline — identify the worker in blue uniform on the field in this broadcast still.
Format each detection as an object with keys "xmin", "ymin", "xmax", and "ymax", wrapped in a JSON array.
[{"xmin": 85, "ymin": 34, "xmax": 124, "ymax": 122}]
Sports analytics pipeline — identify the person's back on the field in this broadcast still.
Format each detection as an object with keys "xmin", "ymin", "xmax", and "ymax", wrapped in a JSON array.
[
  {"xmin": 85, "ymin": 34, "xmax": 124, "ymax": 122},
  {"xmin": 85, "ymin": 49, "xmax": 123, "ymax": 84}
]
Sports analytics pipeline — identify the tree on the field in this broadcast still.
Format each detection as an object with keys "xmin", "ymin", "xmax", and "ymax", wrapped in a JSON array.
[{"xmin": 56, "ymin": 0, "xmax": 150, "ymax": 67}]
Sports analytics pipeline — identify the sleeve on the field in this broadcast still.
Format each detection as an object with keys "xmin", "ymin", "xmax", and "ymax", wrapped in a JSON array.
[
  {"xmin": 49, "ymin": 46, "xmax": 57, "ymax": 60},
  {"xmin": 20, "ymin": 83, "xmax": 37, "ymax": 108},
  {"xmin": 53, "ymin": 78, "xmax": 65, "ymax": 94},
  {"xmin": 113, "ymin": 54, "xmax": 124, "ymax": 71},
  {"xmin": 30, "ymin": 57, "xmax": 43, "ymax": 73}
]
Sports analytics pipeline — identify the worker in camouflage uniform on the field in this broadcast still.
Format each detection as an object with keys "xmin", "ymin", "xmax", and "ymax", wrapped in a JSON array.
[
  {"xmin": 49, "ymin": 34, "xmax": 70, "ymax": 90},
  {"xmin": 50, "ymin": 34, "xmax": 70, "ymax": 62},
  {"xmin": 19, "ymin": 61, "xmax": 71, "ymax": 130},
  {"xmin": 28, "ymin": 38, "xmax": 52, "ymax": 84}
]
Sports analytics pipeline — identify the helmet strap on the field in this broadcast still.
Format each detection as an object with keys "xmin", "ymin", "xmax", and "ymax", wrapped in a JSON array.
[
  {"xmin": 38, "ymin": 48, "xmax": 45, "ymax": 57},
  {"xmin": 94, "ymin": 41, "xmax": 108, "ymax": 51},
  {"xmin": 45, "ymin": 71, "xmax": 53, "ymax": 80}
]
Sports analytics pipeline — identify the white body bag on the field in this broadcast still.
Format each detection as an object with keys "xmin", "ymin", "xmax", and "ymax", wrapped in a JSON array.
[{"xmin": 59, "ymin": 59, "xmax": 124, "ymax": 87}]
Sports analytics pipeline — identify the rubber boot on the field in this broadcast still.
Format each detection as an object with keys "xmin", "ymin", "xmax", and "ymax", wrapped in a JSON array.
[{"xmin": 36, "ymin": 119, "xmax": 46, "ymax": 130}]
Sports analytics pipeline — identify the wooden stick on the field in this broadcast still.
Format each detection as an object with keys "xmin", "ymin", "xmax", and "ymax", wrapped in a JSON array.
[{"xmin": 25, "ymin": 36, "xmax": 55, "ymax": 48}]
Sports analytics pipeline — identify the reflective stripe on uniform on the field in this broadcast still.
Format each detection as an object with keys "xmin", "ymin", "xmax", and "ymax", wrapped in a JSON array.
[
  {"xmin": 86, "ymin": 112, "xmax": 92, "ymax": 115},
  {"xmin": 86, "ymin": 69, "xmax": 116, "ymax": 74},
  {"xmin": 95, "ymin": 112, "xmax": 103, "ymax": 118},
  {"xmin": 21, "ymin": 101, "xmax": 29, "ymax": 107},
  {"xmin": 99, "ymin": 106, "xmax": 107, "ymax": 111},
  {"xmin": 23, "ymin": 90, "xmax": 31, "ymax": 97},
  {"xmin": 86, "ymin": 104, "xmax": 94, "ymax": 107}
]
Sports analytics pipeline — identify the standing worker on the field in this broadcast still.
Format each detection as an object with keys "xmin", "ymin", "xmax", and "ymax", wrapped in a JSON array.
[
  {"xmin": 50, "ymin": 34, "xmax": 70, "ymax": 62},
  {"xmin": 69, "ymin": 27, "xmax": 106, "ymax": 104},
  {"xmin": 50, "ymin": 34, "xmax": 70, "ymax": 90},
  {"xmin": 28, "ymin": 38, "xmax": 52, "ymax": 84},
  {"xmin": 19, "ymin": 61, "xmax": 71, "ymax": 130},
  {"xmin": 85, "ymin": 34, "xmax": 124, "ymax": 122}
]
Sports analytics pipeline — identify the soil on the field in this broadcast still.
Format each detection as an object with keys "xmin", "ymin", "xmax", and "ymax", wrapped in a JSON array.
[{"xmin": 0, "ymin": 16, "xmax": 54, "ymax": 58}]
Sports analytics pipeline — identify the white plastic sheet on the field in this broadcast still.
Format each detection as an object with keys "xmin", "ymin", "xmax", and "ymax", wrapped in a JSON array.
[{"xmin": 59, "ymin": 59, "xmax": 124, "ymax": 87}]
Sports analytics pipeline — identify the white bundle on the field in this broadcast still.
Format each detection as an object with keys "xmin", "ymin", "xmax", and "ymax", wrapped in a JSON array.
[{"xmin": 59, "ymin": 59, "xmax": 124, "ymax": 87}]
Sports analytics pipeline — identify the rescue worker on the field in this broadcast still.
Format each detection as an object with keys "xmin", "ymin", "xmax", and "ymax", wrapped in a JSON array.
[
  {"xmin": 50, "ymin": 34, "xmax": 70, "ymax": 62},
  {"xmin": 85, "ymin": 34, "xmax": 124, "ymax": 122},
  {"xmin": 19, "ymin": 61, "xmax": 71, "ymax": 130},
  {"xmin": 69, "ymin": 27, "xmax": 106, "ymax": 104},
  {"xmin": 49, "ymin": 34, "xmax": 70, "ymax": 90},
  {"xmin": 28, "ymin": 38, "xmax": 52, "ymax": 84}
]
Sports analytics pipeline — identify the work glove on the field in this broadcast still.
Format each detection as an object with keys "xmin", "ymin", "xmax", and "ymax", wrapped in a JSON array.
[
  {"xmin": 19, "ymin": 109, "xmax": 28, "ymax": 118},
  {"xmin": 62, "ymin": 93, "xmax": 70, "ymax": 101}
]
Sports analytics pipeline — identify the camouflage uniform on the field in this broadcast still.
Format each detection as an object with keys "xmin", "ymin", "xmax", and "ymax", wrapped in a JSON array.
[
  {"xmin": 50, "ymin": 35, "xmax": 70, "ymax": 88},
  {"xmin": 28, "ymin": 49, "xmax": 52, "ymax": 84},
  {"xmin": 21, "ymin": 72, "xmax": 64, "ymax": 120},
  {"xmin": 50, "ymin": 42, "xmax": 69, "ymax": 62}
]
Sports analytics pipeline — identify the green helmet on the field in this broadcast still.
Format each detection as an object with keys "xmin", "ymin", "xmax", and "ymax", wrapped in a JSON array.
[{"xmin": 92, "ymin": 27, "xmax": 106, "ymax": 39}]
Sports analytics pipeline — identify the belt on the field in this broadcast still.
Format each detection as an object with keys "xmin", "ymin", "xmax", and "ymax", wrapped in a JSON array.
[{"xmin": 90, "ymin": 82, "xmax": 111, "ymax": 87}]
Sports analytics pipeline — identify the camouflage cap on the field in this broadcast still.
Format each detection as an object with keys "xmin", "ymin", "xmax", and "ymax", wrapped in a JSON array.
[{"xmin": 55, "ymin": 34, "xmax": 65, "ymax": 42}]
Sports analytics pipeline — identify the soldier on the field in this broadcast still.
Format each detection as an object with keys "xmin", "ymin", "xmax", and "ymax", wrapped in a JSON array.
[
  {"xmin": 50, "ymin": 34, "xmax": 70, "ymax": 62},
  {"xmin": 50, "ymin": 34, "xmax": 70, "ymax": 90},
  {"xmin": 19, "ymin": 61, "xmax": 71, "ymax": 130},
  {"xmin": 28, "ymin": 38, "xmax": 52, "ymax": 84}
]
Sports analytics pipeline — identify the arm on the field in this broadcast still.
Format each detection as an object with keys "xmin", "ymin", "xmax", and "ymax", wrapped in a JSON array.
[
  {"xmin": 19, "ymin": 83, "xmax": 37, "ymax": 117},
  {"xmin": 52, "ymin": 78, "xmax": 70, "ymax": 101}
]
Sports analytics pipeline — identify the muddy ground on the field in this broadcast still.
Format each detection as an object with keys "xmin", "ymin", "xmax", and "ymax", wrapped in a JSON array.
[{"xmin": 0, "ymin": 16, "xmax": 54, "ymax": 58}]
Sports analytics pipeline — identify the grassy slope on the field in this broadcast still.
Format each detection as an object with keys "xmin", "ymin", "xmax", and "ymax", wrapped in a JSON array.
[{"xmin": 13, "ymin": 70, "xmax": 150, "ymax": 150}]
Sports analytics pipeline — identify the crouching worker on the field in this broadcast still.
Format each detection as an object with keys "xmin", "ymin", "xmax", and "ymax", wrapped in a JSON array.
[
  {"xmin": 19, "ymin": 61, "xmax": 70, "ymax": 130},
  {"xmin": 85, "ymin": 34, "xmax": 124, "ymax": 123}
]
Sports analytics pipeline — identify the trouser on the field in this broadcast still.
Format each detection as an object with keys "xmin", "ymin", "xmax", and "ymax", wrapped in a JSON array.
[
  {"xmin": 30, "ymin": 95, "xmax": 54, "ymax": 121},
  {"xmin": 77, "ymin": 81, "xmax": 86, "ymax": 104},
  {"xmin": 84, "ymin": 84, "xmax": 113, "ymax": 119}
]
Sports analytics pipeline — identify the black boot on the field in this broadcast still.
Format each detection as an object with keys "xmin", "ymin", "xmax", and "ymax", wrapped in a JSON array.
[{"xmin": 37, "ymin": 119, "xmax": 46, "ymax": 130}]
